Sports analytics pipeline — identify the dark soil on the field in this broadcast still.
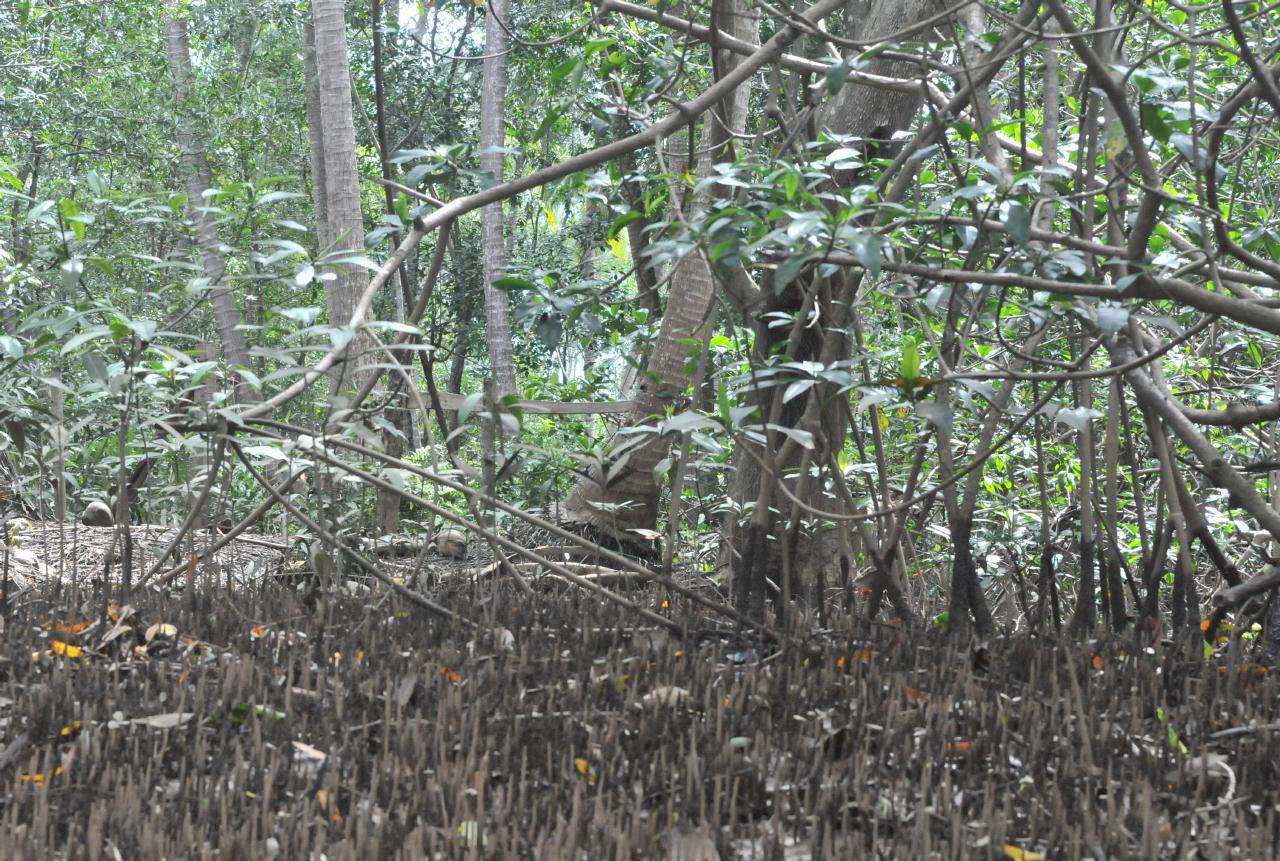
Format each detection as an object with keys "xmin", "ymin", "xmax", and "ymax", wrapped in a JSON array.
[{"xmin": 1, "ymin": 572, "xmax": 1278, "ymax": 860}]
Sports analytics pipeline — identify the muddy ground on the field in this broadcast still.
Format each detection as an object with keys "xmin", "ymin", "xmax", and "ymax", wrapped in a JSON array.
[{"xmin": 0, "ymin": 531, "xmax": 1278, "ymax": 859}]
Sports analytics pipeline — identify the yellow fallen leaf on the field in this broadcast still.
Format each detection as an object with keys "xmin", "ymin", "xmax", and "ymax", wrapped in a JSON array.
[
  {"xmin": 574, "ymin": 757, "xmax": 597, "ymax": 785},
  {"xmin": 50, "ymin": 640, "xmax": 83, "ymax": 659},
  {"xmin": 1003, "ymin": 845, "xmax": 1046, "ymax": 861},
  {"xmin": 19, "ymin": 766, "xmax": 64, "ymax": 783}
]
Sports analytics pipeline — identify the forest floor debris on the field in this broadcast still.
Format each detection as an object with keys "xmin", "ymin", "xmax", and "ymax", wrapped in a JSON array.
[{"xmin": 1, "ymin": 551, "xmax": 1278, "ymax": 860}]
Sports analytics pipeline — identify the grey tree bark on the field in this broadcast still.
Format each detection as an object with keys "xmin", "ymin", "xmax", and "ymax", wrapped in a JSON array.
[
  {"xmin": 310, "ymin": 0, "xmax": 373, "ymax": 395},
  {"xmin": 724, "ymin": 0, "xmax": 949, "ymax": 616},
  {"xmin": 303, "ymin": 18, "xmax": 330, "ymax": 263},
  {"xmin": 163, "ymin": 9, "xmax": 258, "ymax": 403},
  {"xmin": 480, "ymin": 0, "xmax": 518, "ymax": 397},
  {"xmin": 561, "ymin": 0, "xmax": 759, "ymax": 541}
]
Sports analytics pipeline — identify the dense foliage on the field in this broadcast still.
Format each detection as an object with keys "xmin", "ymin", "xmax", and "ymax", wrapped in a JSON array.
[{"xmin": 3, "ymin": 0, "xmax": 1280, "ymax": 655}]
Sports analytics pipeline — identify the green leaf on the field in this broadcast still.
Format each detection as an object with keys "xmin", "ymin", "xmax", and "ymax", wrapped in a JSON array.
[
  {"xmin": 660, "ymin": 411, "xmax": 714, "ymax": 434},
  {"xmin": 1003, "ymin": 201, "xmax": 1031, "ymax": 246},
  {"xmin": 60, "ymin": 326, "xmax": 112, "ymax": 355},
  {"xmin": 608, "ymin": 211, "xmax": 642, "ymax": 240},
  {"xmin": 783, "ymin": 379, "xmax": 815, "ymax": 404},
  {"xmin": 329, "ymin": 327, "xmax": 355, "ymax": 350},
  {"xmin": 0, "ymin": 335, "xmax": 23, "ymax": 359},
  {"xmin": 550, "ymin": 57, "xmax": 581, "ymax": 84},
  {"xmin": 257, "ymin": 191, "xmax": 305, "ymax": 205},
  {"xmin": 1054, "ymin": 406, "xmax": 1097, "ymax": 432},
  {"xmin": 773, "ymin": 254, "xmax": 809, "ymax": 292},
  {"xmin": 457, "ymin": 392, "xmax": 484, "ymax": 425},
  {"xmin": 493, "ymin": 276, "xmax": 539, "ymax": 292},
  {"xmin": 914, "ymin": 401, "xmax": 952, "ymax": 430},
  {"xmin": 766, "ymin": 423, "xmax": 814, "ymax": 449},
  {"xmin": 82, "ymin": 351, "xmax": 109, "ymax": 384},
  {"xmin": 825, "ymin": 59, "xmax": 852, "ymax": 95},
  {"xmin": 534, "ymin": 314, "xmax": 563, "ymax": 349},
  {"xmin": 1095, "ymin": 305, "xmax": 1129, "ymax": 336},
  {"xmin": 901, "ymin": 342, "xmax": 920, "ymax": 381}
]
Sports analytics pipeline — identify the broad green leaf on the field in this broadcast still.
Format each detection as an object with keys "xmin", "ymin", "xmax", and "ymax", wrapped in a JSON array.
[{"xmin": 1002, "ymin": 201, "xmax": 1031, "ymax": 246}]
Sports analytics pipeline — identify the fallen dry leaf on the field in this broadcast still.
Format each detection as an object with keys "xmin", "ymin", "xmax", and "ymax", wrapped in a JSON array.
[
  {"xmin": 292, "ymin": 740, "xmax": 327, "ymax": 763},
  {"xmin": 145, "ymin": 622, "xmax": 178, "ymax": 643},
  {"xmin": 642, "ymin": 686, "xmax": 690, "ymax": 708},
  {"xmin": 131, "ymin": 712, "xmax": 195, "ymax": 730},
  {"xmin": 49, "ymin": 640, "xmax": 83, "ymax": 659}
]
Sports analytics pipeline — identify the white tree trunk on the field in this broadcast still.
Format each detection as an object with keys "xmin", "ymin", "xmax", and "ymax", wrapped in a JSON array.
[{"xmin": 480, "ymin": 0, "xmax": 518, "ymax": 397}]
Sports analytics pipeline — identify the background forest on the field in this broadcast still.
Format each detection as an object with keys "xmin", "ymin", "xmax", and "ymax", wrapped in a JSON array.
[{"xmin": 4, "ymin": 0, "xmax": 1280, "ymax": 856}]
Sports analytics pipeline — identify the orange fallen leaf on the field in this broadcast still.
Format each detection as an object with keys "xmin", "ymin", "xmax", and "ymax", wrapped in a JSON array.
[
  {"xmin": 439, "ymin": 665, "xmax": 463, "ymax": 685},
  {"xmin": 837, "ymin": 647, "xmax": 879, "ymax": 669},
  {"xmin": 45, "ymin": 620, "xmax": 94, "ymax": 635},
  {"xmin": 661, "ymin": 598, "xmax": 670, "ymax": 609},
  {"xmin": 1091, "ymin": 655, "xmax": 1104, "ymax": 671},
  {"xmin": 316, "ymin": 788, "xmax": 343, "ymax": 824},
  {"xmin": 945, "ymin": 739, "xmax": 973, "ymax": 753},
  {"xmin": 904, "ymin": 687, "xmax": 929, "ymax": 704},
  {"xmin": 250, "ymin": 625, "xmax": 267, "ymax": 639}
]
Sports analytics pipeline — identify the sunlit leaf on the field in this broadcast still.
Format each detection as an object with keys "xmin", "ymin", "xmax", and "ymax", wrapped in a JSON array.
[{"xmin": 50, "ymin": 640, "xmax": 83, "ymax": 659}]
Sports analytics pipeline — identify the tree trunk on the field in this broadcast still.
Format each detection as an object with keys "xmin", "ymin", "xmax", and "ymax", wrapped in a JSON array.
[
  {"xmin": 372, "ymin": 0, "xmax": 411, "ymax": 536},
  {"xmin": 303, "ymin": 17, "xmax": 329, "ymax": 250},
  {"xmin": 725, "ymin": 0, "xmax": 946, "ymax": 614},
  {"xmin": 479, "ymin": 0, "xmax": 518, "ymax": 397},
  {"xmin": 163, "ymin": 9, "xmax": 257, "ymax": 403},
  {"xmin": 561, "ymin": 0, "xmax": 759, "ymax": 541},
  {"xmin": 310, "ymin": 0, "xmax": 372, "ymax": 395}
]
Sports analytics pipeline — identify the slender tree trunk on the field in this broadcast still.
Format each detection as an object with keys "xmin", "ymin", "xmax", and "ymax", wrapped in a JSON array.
[
  {"xmin": 480, "ymin": 0, "xmax": 517, "ymax": 397},
  {"xmin": 1070, "ymin": 334, "xmax": 1099, "ymax": 634},
  {"xmin": 163, "ymin": 9, "xmax": 257, "ymax": 403},
  {"xmin": 372, "ymin": 0, "xmax": 413, "ymax": 535},
  {"xmin": 311, "ymin": 0, "xmax": 372, "ymax": 394},
  {"xmin": 303, "ymin": 18, "xmax": 329, "ymax": 250}
]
